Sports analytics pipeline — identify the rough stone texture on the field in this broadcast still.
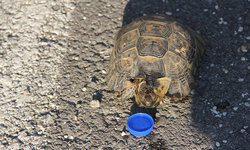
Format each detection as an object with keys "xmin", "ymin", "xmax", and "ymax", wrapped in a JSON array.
[
  {"xmin": 0, "ymin": 0, "xmax": 74, "ymax": 149},
  {"xmin": 0, "ymin": 0, "xmax": 250, "ymax": 149}
]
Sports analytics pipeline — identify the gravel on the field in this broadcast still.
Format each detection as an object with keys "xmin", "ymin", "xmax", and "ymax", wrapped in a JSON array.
[
  {"xmin": 0, "ymin": 0, "xmax": 74, "ymax": 149},
  {"xmin": 1, "ymin": 0, "xmax": 250, "ymax": 149}
]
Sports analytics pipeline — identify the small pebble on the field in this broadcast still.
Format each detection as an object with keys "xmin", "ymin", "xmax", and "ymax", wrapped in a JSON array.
[
  {"xmin": 244, "ymin": 102, "xmax": 250, "ymax": 107},
  {"xmin": 69, "ymin": 136, "xmax": 74, "ymax": 140},
  {"xmin": 242, "ymin": 49, "xmax": 248, "ymax": 53},
  {"xmin": 213, "ymin": 106, "xmax": 217, "ymax": 110},
  {"xmin": 242, "ymin": 93, "xmax": 248, "ymax": 97},
  {"xmin": 143, "ymin": 13, "xmax": 147, "ymax": 16},
  {"xmin": 244, "ymin": 126, "xmax": 248, "ymax": 129},
  {"xmin": 222, "ymin": 140, "xmax": 227, "ymax": 143},
  {"xmin": 238, "ymin": 78, "xmax": 244, "ymax": 82},
  {"xmin": 219, "ymin": 124, "xmax": 223, "ymax": 127},
  {"xmin": 210, "ymin": 108, "xmax": 219, "ymax": 115},
  {"xmin": 216, "ymin": 142, "xmax": 220, "ymax": 147},
  {"xmin": 176, "ymin": 8, "xmax": 180, "ymax": 11},
  {"xmin": 38, "ymin": 81, "xmax": 42, "ymax": 86},
  {"xmin": 102, "ymin": 70, "xmax": 107, "ymax": 74},
  {"xmin": 165, "ymin": 12, "xmax": 172, "ymax": 15},
  {"xmin": 233, "ymin": 107, "xmax": 238, "ymax": 111},
  {"xmin": 212, "ymin": 12, "xmax": 216, "ymax": 15},
  {"xmin": 222, "ymin": 112, "xmax": 227, "ymax": 116},
  {"xmin": 48, "ymin": 95, "xmax": 54, "ymax": 99},
  {"xmin": 246, "ymin": 36, "xmax": 250, "ymax": 40},
  {"xmin": 215, "ymin": 5, "xmax": 219, "ymax": 10},
  {"xmin": 229, "ymin": 130, "xmax": 233, "ymax": 134},
  {"xmin": 238, "ymin": 27, "xmax": 243, "ymax": 32},
  {"xmin": 223, "ymin": 22, "xmax": 227, "ymax": 25},
  {"xmin": 204, "ymin": 9, "xmax": 208, "ymax": 12},
  {"xmin": 230, "ymin": 63, "xmax": 234, "ymax": 66},
  {"xmin": 37, "ymin": 131, "xmax": 43, "ymax": 135},
  {"xmin": 210, "ymin": 63, "xmax": 214, "ymax": 67},
  {"xmin": 215, "ymin": 114, "xmax": 221, "ymax": 118},
  {"xmin": 121, "ymin": 131, "xmax": 126, "ymax": 136},
  {"xmin": 90, "ymin": 100, "xmax": 100, "ymax": 108},
  {"xmin": 247, "ymin": 66, "xmax": 250, "ymax": 70},
  {"xmin": 52, "ymin": 5, "xmax": 60, "ymax": 11},
  {"xmin": 241, "ymin": 129, "xmax": 245, "ymax": 133},
  {"xmin": 82, "ymin": 87, "xmax": 87, "ymax": 92},
  {"xmin": 83, "ymin": 16, "xmax": 87, "ymax": 20},
  {"xmin": 241, "ymin": 57, "xmax": 246, "ymax": 61},
  {"xmin": 238, "ymin": 43, "xmax": 250, "ymax": 52},
  {"xmin": 223, "ymin": 69, "xmax": 228, "ymax": 74},
  {"xmin": 103, "ymin": 55, "xmax": 110, "ymax": 59}
]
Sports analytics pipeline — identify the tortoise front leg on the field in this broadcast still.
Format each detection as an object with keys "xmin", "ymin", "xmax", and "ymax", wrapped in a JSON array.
[{"xmin": 117, "ymin": 83, "xmax": 137, "ymax": 101}]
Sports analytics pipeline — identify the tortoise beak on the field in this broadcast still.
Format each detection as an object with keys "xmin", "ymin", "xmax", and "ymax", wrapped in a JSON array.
[{"xmin": 145, "ymin": 95, "xmax": 153, "ymax": 107}]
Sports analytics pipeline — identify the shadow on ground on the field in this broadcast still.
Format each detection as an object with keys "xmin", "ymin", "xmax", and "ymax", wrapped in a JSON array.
[
  {"xmin": 49, "ymin": 0, "xmax": 250, "ymax": 149},
  {"xmin": 123, "ymin": 0, "xmax": 250, "ymax": 150}
]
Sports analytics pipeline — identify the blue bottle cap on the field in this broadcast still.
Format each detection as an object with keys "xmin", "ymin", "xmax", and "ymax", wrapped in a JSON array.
[{"xmin": 127, "ymin": 113, "xmax": 154, "ymax": 136}]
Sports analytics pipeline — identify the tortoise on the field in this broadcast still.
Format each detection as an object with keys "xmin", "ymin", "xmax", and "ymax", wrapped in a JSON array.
[{"xmin": 106, "ymin": 14, "xmax": 205, "ymax": 108}]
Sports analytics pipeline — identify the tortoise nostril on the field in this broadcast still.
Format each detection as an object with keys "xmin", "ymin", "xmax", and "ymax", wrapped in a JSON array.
[{"xmin": 145, "ymin": 90, "xmax": 151, "ymax": 94}]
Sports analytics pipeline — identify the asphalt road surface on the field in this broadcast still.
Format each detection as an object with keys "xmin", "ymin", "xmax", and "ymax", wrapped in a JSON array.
[{"xmin": 0, "ymin": 0, "xmax": 250, "ymax": 149}]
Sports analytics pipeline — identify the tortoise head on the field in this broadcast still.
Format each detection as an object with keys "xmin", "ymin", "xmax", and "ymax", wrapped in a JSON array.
[{"xmin": 135, "ymin": 81, "xmax": 160, "ymax": 108}]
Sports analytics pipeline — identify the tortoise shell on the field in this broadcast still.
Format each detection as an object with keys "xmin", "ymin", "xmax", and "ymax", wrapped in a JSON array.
[{"xmin": 106, "ymin": 14, "xmax": 205, "ymax": 107}]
